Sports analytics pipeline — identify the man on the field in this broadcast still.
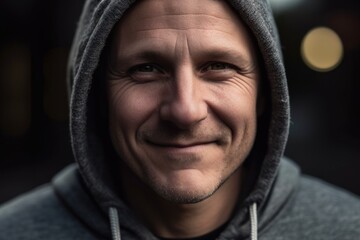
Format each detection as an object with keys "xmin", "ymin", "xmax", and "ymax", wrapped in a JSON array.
[{"xmin": 0, "ymin": 0, "xmax": 359, "ymax": 239}]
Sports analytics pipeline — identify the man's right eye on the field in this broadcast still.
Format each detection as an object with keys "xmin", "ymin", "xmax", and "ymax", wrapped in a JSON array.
[
  {"xmin": 128, "ymin": 64, "xmax": 166, "ymax": 82},
  {"xmin": 129, "ymin": 64, "xmax": 163, "ymax": 73}
]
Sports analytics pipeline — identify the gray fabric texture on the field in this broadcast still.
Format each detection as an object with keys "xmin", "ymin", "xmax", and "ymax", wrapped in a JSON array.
[
  {"xmin": 0, "ymin": 0, "xmax": 359, "ymax": 239},
  {"xmin": 1, "ymin": 159, "xmax": 359, "ymax": 239}
]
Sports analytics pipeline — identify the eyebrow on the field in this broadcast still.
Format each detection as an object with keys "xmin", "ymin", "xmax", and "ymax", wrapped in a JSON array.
[
  {"xmin": 197, "ymin": 48, "xmax": 259, "ymax": 72},
  {"xmin": 113, "ymin": 45, "xmax": 257, "ymax": 70},
  {"xmin": 200, "ymin": 48, "xmax": 255, "ymax": 66}
]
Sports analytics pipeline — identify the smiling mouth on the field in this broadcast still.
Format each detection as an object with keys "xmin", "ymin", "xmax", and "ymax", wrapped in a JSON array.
[{"xmin": 147, "ymin": 141, "xmax": 217, "ymax": 148}]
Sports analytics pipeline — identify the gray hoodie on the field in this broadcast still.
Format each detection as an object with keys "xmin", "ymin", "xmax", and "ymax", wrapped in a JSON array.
[{"xmin": 0, "ymin": 0, "xmax": 359, "ymax": 239}]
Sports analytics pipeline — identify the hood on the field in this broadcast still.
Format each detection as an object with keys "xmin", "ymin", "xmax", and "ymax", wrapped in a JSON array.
[{"xmin": 67, "ymin": 0, "xmax": 290, "ymax": 238}]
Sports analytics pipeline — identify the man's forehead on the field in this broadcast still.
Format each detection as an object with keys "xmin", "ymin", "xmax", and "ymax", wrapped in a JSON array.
[
  {"xmin": 108, "ymin": 0, "xmax": 258, "ymax": 68},
  {"xmin": 126, "ymin": 0, "xmax": 235, "ymax": 17},
  {"xmin": 118, "ymin": 0, "xmax": 242, "ymax": 31}
]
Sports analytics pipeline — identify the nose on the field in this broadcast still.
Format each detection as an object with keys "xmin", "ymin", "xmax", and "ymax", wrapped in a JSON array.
[{"xmin": 159, "ymin": 68, "xmax": 208, "ymax": 129}]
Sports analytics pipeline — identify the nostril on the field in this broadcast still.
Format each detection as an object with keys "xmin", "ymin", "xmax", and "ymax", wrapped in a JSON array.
[{"xmin": 159, "ymin": 100, "xmax": 208, "ymax": 129}]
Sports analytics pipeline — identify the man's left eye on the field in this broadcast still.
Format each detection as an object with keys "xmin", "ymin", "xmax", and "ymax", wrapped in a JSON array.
[{"xmin": 201, "ymin": 62, "xmax": 236, "ymax": 72}]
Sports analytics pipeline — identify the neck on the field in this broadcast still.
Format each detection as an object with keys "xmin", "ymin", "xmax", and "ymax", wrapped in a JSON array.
[{"xmin": 120, "ymin": 166, "xmax": 242, "ymax": 238}]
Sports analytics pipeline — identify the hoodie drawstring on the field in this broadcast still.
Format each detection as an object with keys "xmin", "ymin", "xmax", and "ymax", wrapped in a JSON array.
[
  {"xmin": 249, "ymin": 202, "xmax": 258, "ymax": 240},
  {"xmin": 109, "ymin": 207, "xmax": 121, "ymax": 240}
]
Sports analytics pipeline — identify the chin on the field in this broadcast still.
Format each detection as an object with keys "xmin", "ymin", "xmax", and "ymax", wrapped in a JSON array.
[
  {"xmin": 154, "ymin": 186, "xmax": 216, "ymax": 204},
  {"xmin": 147, "ymin": 174, "xmax": 224, "ymax": 204}
]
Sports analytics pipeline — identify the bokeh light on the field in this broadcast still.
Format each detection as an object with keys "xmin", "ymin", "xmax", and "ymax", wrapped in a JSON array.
[
  {"xmin": 43, "ymin": 48, "xmax": 69, "ymax": 122},
  {"xmin": 0, "ymin": 44, "xmax": 31, "ymax": 137},
  {"xmin": 301, "ymin": 27, "xmax": 343, "ymax": 72}
]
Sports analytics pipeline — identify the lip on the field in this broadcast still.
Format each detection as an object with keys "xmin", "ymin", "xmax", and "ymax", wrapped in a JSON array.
[
  {"xmin": 147, "ymin": 141, "xmax": 215, "ymax": 148},
  {"xmin": 151, "ymin": 142, "xmax": 214, "ymax": 157},
  {"xmin": 146, "ymin": 141, "xmax": 216, "ymax": 153}
]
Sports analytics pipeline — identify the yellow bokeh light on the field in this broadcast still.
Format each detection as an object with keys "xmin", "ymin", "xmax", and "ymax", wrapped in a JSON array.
[
  {"xmin": 301, "ymin": 27, "xmax": 343, "ymax": 72},
  {"xmin": 0, "ymin": 44, "xmax": 31, "ymax": 137}
]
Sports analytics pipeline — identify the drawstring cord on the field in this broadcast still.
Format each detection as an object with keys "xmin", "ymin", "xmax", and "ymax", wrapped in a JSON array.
[
  {"xmin": 109, "ymin": 207, "xmax": 121, "ymax": 240},
  {"xmin": 249, "ymin": 202, "xmax": 258, "ymax": 240},
  {"xmin": 109, "ymin": 204, "xmax": 258, "ymax": 240}
]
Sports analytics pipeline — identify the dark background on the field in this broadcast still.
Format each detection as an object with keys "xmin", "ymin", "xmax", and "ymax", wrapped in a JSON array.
[{"xmin": 0, "ymin": 0, "xmax": 359, "ymax": 204}]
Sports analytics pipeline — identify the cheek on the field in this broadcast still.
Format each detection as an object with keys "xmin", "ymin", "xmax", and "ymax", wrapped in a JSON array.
[
  {"xmin": 226, "ymin": 100, "xmax": 257, "ymax": 152},
  {"xmin": 217, "ymin": 88, "xmax": 258, "ymax": 168},
  {"xmin": 209, "ymin": 83, "xmax": 259, "ymax": 137},
  {"xmin": 107, "ymin": 84, "xmax": 160, "ymax": 168},
  {"xmin": 108, "ymin": 83, "xmax": 160, "ymax": 135}
]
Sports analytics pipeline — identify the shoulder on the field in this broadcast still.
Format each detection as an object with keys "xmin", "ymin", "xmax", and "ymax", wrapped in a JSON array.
[
  {"xmin": 299, "ymin": 175, "xmax": 360, "ymax": 207},
  {"xmin": 298, "ymin": 176, "xmax": 360, "ymax": 238},
  {"xmin": 0, "ymin": 179, "xmax": 96, "ymax": 239},
  {"xmin": 296, "ymin": 175, "xmax": 360, "ymax": 223},
  {"xmin": 263, "ymin": 174, "xmax": 360, "ymax": 240}
]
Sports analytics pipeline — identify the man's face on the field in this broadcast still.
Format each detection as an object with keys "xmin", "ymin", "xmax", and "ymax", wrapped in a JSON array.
[{"xmin": 107, "ymin": 0, "xmax": 260, "ymax": 203}]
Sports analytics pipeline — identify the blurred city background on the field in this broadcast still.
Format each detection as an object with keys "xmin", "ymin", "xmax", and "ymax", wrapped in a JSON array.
[{"xmin": 0, "ymin": 0, "xmax": 359, "ymax": 203}]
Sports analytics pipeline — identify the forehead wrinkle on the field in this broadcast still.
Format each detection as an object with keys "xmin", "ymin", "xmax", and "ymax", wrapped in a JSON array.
[
  {"xmin": 115, "ymin": 27, "xmax": 255, "ymax": 63},
  {"xmin": 134, "ymin": 28, "xmax": 234, "ymax": 37},
  {"xmin": 132, "ymin": 14, "xmax": 232, "ymax": 32},
  {"xmin": 140, "ymin": 13, "xmax": 231, "ymax": 21},
  {"xmin": 136, "ymin": 0, "xmax": 231, "ymax": 16}
]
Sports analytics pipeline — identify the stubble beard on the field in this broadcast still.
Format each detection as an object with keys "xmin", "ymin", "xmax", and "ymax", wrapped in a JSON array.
[
  {"xmin": 148, "ymin": 174, "xmax": 224, "ymax": 204},
  {"xmin": 124, "ymin": 120, "xmax": 252, "ymax": 204},
  {"xmin": 142, "ymin": 155, "xmax": 242, "ymax": 205}
]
